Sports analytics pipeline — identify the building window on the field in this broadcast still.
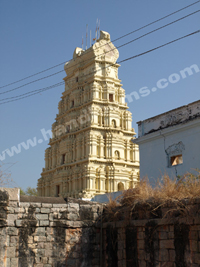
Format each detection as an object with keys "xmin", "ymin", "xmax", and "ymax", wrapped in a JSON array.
[
  {"xmin": 109, "ymin": 94, "xmax": 114, "ymax": 102},
  {"xmin": 170, "ymin": 154, "xmax": 183, "ymax": 166},
  {"xmin": 66, "ymin": 125, "xmax": 70, "ymax": 133},
  {"xmin": 56, "ymin": 185, "xmax": 60, "ymax": 197},
  {"xmin": 76, "ymin": 77, "xmax": 78, "ymax": 82},
  {"xmin": 114, "ymin": 150, "xmax": 120, "ymax": 159},
  {"xmin": 71, "ymin": 100, "xmax": 74, "ymax": 108},
  {"xmin": 118, "ymin": 182, "xmax": 124, "ymax": 191},
  {"xmin": 111, "ymin": 119, "xmax": 116, "ymax": 128},
  {"xmin": 62, "ymin": 154, "xmax": 65, "ymax": 164},
  {"xmin": 166, "ymin": 142, "xmax": 185, "ymax": 167}
]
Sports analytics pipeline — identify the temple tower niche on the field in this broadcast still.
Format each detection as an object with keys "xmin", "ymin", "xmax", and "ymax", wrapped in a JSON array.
[{"xmin": 37, "ymin": 30, "xmax": 140, "ymax": 199}]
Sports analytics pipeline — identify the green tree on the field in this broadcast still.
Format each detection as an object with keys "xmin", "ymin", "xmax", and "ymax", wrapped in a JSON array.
[
  {"xmin": 20, "ymin": 188, "xmax": 26, "ymax": 195},
  {"xmin": 25, "ymin": 187, "xmax": 38, "ymax": 196},
  {"xmin": 20, "ymin": 187, "xmax": 38, "ymax": 196}
]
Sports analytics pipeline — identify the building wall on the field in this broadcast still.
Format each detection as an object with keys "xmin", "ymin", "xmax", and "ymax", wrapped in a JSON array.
[
  {"xmin": 136, "ymin": 100, "xmax": 200, "ymax": 184},
  {"xmin": 138, "ymin": 120, "xmax": 200, "ymax": 183}
]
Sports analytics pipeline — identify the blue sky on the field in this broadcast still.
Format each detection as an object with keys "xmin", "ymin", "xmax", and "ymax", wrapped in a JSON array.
[{"xmin": 0, "ymin": 0, "xmax": 199, "ymax": 190}]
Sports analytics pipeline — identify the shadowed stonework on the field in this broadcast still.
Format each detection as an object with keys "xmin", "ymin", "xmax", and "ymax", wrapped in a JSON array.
[{"xmin": 1, "ymin": 188, "xmax": 200, "ymax": 266}]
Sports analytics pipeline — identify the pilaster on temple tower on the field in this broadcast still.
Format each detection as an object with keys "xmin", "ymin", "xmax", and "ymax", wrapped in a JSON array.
[{"xmin": 37, "ymin": 30, "xmax": 140, "ymax": 199}]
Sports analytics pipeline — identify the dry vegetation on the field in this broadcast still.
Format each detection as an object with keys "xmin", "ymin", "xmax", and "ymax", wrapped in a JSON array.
[
  {"xmin": 0, "ymin": 163, "xmax": 13, "ymax": 187},
  {"xmin": 103, "ymin": 170, "xmax": 200, "ymax": 222}
]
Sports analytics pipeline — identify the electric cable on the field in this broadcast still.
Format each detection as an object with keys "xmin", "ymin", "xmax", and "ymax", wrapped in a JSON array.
[
  {"xmin": 118, "ymin": 30, "xmax": 200, "ymax": 64},
  {"xmin": 0, "ymin": 29, "xmax": 199, "ymax": 105},
  {"xmin": 116, "ymin": 10, "xmax": 200, "ymax": 50},
  {"xmin": 0, "ymin": 0, "xmax": 199, "ymax": 90},
  {"xmin": 0, "ymin": 62, "xmax": 66, "ymax": 89},
  {"xmin": 0, "ymin": 82, "xmax": 64, "ymax": 102},
  {"xmin": 0, "ymin": 9, "xmax": 199, "ymax": 96},
  {"xmin": 0, "ymin": 70, "xmax": 63, "ymax": 95},
  {"xmin": 0, "ymin": 83, "xmax": 64, "ymax": 105},
  {"xmin": 114, "ymin": 0, "xmax": 200, "ymax": 42}
]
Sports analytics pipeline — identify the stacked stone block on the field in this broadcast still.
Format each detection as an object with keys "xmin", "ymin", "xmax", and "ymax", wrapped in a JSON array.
[
  {"xmin": 0, "ymin": 188, "xmax": 102, "ymax": 267},
  {"xmin": 101, "ymin": 205, "xmax": 200, "ymax": 267},
  {"xmin": 1, "ymin": 188, "xmax": 200, "ymax": 266}
]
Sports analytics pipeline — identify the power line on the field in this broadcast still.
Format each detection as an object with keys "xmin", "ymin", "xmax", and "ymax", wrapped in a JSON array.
[
  {"xmin": 113, "ymin": 0, "xmax": 200, "ymax": 42},
  {"xmin": 0, "ymin": 82, "xmax": 64, "ymax": 102},
  {"xmin": 0, "ymin": 0, "xmax": 199, "ymax": 90},
  {"xmin": 1, "ymin": 29, "xmax": 199, "ymax": 105},
  {"xmin": 0, "ymin": 62, "xmax": 66, "ymax": 90},
  {"xmin": 0, "ymin": 70, "xmax": 63, "ymax": 95},
  {"xmin": 118, "ymin": 30, "xmax": 200, "ymax": 64},
  {"xmin": 0, "ymin": 83, "xmax": 64, "ymax": 105},
  {"xmin": 70, "ymin": 29, "xmax": 200, "ymax": 80},
  {"xmin": 116, "ymin": 10, "xmax": 200, "ymax": 50},
  {"xmin": 0, "ymin": 9, "xmax": 199, "ymax": 96}
]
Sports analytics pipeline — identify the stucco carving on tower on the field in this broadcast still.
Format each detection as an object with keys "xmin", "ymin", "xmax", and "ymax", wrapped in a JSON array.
[{"xmin": 37, "ymin": 31, "xmax": 140, "ymax": 199}]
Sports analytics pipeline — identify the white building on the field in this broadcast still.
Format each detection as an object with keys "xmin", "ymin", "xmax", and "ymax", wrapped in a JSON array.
[{"xmin": 135, "ymin": 100, "xmax": 200, "ymax": 184}]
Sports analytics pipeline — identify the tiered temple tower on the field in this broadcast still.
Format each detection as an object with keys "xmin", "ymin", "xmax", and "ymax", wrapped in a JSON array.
[{"xmin": 37, "ymin": 31, "xmax": 140, "ymax": 199}]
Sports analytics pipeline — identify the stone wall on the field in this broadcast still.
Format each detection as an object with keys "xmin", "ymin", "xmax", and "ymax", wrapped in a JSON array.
[
  {"xmin": 101, "ymin": 197, "xmax": 200, "ymax": 267},
  {"xmin": 0, "ymin": 188, "xmax": 103, "ymax": 267},
  {"xmin": 102, "ymin": 218, "xmax": 200, "ymax": 267},
  {"xmin": 1, "ymin": 188, "xmax": 200, "ymax": 267}
]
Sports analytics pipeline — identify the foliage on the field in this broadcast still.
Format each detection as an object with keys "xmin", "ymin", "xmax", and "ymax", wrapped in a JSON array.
[
  {"xmin": 20, "ymin": 188, "xmax": 26, "ymax": 195},
  {"xmin": 0, "ymin": 163, "xmax": 37, "ymax": 195},
  {"xmin": 20, "ymin": 187, "xmax": 38, "ymax": 196},
  {"xmin": 25, "ymin": 187, "xmax": 38, "ymax": 196},
  {"xmin": 119, "ymin": 170, "xmax": 200, "ymax": 205},
  {"xmin": 0, "ymin": 162, "xmax": 13, "ymax": 187},
  {"xmin": 103, "ymin": 170, "xmax": 200, "ymax": 221},
  {"xmin": 103, "ymin": 195, "xmax": 121, "ymax": 222}
]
